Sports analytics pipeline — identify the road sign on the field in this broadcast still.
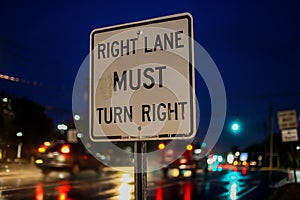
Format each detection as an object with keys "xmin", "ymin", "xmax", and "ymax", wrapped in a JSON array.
[
  {"xmin": 90, "ymin": 13, "xmax": 195, "ymax": 142},
  {"xmin": 277, "ymin": 109, "xmax": 298, "ymax": 130},
  {"xmin": 281, "ymin": 129, "xmax": 299, "ymax": 142},
  {"xmin": 67, "ymin": 129, "xmax": 78, "ymax": 143}
]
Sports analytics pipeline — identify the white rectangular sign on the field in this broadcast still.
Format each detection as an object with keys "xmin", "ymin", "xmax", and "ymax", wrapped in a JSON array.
[
  {"xmin": 278, "ymin": 109, "xmax": 298, "ymax": 130},
  {"xmin": 89, "ymin": 13, "xmax": 195, "ymax": 141},
  {"xmin": 281, "ymin": 129, "xmax": 299, "ymax": 142},
  {"xmin": 67, "ymin": 129, "xmax": 78, "ymax": 143}
]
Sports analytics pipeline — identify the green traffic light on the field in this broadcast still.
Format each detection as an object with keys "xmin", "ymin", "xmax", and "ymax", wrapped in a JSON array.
[
  {"xmin": 232, "ymin": 123, "xmax": 239, "ymax": 131},
  {"xmin": 231, "ymin": 121, "xmax": 240, "ymax": 133}
]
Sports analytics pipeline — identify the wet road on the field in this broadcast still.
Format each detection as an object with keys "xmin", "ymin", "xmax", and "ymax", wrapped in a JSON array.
[{"xmin": 0, "ymin": 163, "xmax": 289, "ymax": 200}]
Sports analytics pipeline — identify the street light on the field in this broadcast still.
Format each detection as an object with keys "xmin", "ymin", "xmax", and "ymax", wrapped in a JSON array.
[
  {"xmin": 16, "ymin": 132, "xmax": 23, "ymax": 159},
  {"xmin": 57, "ymin": 124, "xmax": 68, "ymax": 131},
  {"xmin": 16, "ymin": 132, "xmax": 23, "ymax": 137},
  {"xmin": 2, "ymin": 97, "xmax": 8, "ymax": 103}
]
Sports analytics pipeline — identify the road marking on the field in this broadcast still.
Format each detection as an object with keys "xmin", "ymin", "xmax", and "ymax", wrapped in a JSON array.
[{"xmin": 238, "ymin": 186, "xmax": 258, "ymax": 199}]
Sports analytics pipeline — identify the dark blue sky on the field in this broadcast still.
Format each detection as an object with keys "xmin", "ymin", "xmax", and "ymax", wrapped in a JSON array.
[{"xmin": 1, "ymin": 0, "xmax": 300, "ymax": 152}]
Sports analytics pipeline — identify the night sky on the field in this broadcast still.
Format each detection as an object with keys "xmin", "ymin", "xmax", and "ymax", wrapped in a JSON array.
[{"xmin": 1, "ymin": 0, "xmax": 300, "ymax": 153}]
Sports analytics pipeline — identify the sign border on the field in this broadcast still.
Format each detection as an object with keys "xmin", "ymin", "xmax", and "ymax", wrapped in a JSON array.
[{"xmin": 89, "ymin": 13, "xmax": 195, "ymax": 141}]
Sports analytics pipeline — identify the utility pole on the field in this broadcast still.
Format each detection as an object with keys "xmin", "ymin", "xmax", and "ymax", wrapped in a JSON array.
[{"xmin": 269, "ymin": 105, "xmax": 273, "ymax": 169}]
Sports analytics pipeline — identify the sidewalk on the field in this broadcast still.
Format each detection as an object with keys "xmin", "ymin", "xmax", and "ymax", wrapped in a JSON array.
[
  {"xmin": 0, "ymin": 161, "xmax": 38, "ymax": 177},
  {"xmin": 269, "ymin": 183, "xmax": 300, "ymax": 200},
  {"xmin": 288, "ymin": 169, "xmax": 300, "ymax": 183},
  {"xmin": 269, "ymin": 169, "xmax": 300, "ymax": 200}
]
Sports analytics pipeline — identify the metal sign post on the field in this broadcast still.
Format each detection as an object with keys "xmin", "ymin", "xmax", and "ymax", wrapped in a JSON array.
[
  {"xmin": 134, "ymin": 141, "xmax": 147, "ymax": 200},
  {"xmin": 278, "ymin": 109, "xmax": 299, "ymax": 183},
  {"xmin": 289, "ymin": 142, "xmax": 298, "ymax": 183}
]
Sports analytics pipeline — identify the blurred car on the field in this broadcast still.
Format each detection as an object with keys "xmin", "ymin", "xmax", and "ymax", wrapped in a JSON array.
[
  {"xmin": 158, "ymin": 142, "xmax": 198, "ymax": 178},
  {"xmin": 35, "ymin": 141, "xmax": 104, "ymax": 175}
]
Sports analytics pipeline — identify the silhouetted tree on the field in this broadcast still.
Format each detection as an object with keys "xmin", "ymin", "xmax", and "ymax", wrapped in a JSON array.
[{"xmin": 0, "ymin": 93, "xmax": 55, "ymax": 160}]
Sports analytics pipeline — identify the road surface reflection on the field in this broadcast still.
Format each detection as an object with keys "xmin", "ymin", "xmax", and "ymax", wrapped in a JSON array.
[
  {"xmin": 0, "ymin": 163, "xmax": 289, "ymax": 200},
  {"xmin": 34, "ymin": 172, "xmax": 135, "ymax": 200}
]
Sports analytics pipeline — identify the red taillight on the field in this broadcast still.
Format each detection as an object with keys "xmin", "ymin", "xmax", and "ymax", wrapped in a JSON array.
[
  {"xmin": 158, "ymin": 143, "xmax": 166, "ymax": 150},
  {"xmin": 38, "ymin": 145, "xmax": 47, "ymax": 153},
  {"xmin": 60, "ymin": 144, "xmax": 70, "ymax": 154},
  {"xmin": 37, "ymin": 142, "xmax": 51, "ymax": 153},
  {"xmin": 186, "ymin": 144, "xmax": 193, "ymax": 151}
]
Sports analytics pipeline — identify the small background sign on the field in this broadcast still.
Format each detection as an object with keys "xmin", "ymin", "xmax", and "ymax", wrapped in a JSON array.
[
  {"xmin": 277, "ymin": 109, "xmax": 298, "ymax": 130},
  {"xmin": 67, "ymin": 129, "xmax": 78, "ymax": 143},
  {"xmin": 281, "ymin": 129, "xmax": 299, "ymax": 142}
]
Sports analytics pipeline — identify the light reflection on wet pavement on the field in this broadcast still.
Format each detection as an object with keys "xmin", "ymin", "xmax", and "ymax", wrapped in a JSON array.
[{"xmin": 0, "ymin": 163, "xmax": 289, "ymax": 200}]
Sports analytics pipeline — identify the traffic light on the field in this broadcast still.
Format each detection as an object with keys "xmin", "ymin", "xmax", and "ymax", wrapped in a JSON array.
[{"xmin": 230, "ymin": 119, "xmax": 241, "ymax": 133}]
